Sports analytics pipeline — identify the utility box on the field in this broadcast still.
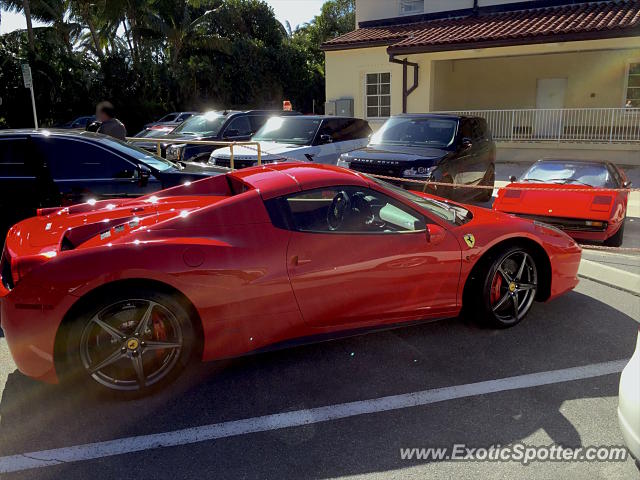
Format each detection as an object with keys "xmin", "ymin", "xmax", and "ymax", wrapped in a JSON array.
[
  {"xmin": 325, "ymin": 101, "xmax": 336, "ymax": 116},
  {"xmin": 335, "ymin": 98, "xmax": 354, "ymax": 117}
]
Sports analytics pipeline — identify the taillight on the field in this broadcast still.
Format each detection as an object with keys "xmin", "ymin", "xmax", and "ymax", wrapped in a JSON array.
[
  {"xmin": 10, "ymin": 252, "xmax": 56, "ymax": 284},
  {"xmin": 591, "ymin": 195, "xmax": 612, "ymax": 212}
]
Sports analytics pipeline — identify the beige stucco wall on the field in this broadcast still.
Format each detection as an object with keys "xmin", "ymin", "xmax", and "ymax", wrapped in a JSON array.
[{"xmin": 325, "ymin": 38, "xmax": 640, "ymax": 122}]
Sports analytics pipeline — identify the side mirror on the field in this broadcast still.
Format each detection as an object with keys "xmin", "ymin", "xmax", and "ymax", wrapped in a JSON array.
[
  {"xmin": 426, "ymin": 224, "xmax": 447, "ymax": 246},
  {"xmin": 462, "ymin": 137, "xmax": 473, "ymax": 150},
  {"xmin": 138, "ymin": 165, "xmax": 152, "ymax": 187},
  {"xmin": 320, "ymin": 134, "xmax": 333, "ymax": 144},
  {"xmin": 623, "ymin": 180, "xmax": 633, "ymax": 188},
  {"xmin": 509, "ymin": 175, "xmax": 517, "ymax": 183}
]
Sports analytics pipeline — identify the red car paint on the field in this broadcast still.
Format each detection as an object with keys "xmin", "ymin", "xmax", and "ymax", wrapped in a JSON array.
[
  {"xmin": 0, "ymin": 164, "xmax": 581, "ymax": 383},
  {"xmin": 493, "ymin": 181, "xmax": 629, "ymax": 244}
]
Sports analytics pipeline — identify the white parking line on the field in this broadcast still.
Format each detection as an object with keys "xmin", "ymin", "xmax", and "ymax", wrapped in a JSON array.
[{"xmin": 0, "ymin": 359, "xmax": 627, "ymax": 474}]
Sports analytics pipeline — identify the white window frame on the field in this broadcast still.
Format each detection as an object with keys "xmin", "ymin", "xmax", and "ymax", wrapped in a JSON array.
[
  {"xmin": 624, "ymin": 61, "xmax": 640, "ymax": 108},
  {"xmin": 365, "ymin": 72, "xmax": 392, "ymax": 120},
  {"xmin": 399, "ymin": 0, "xmax": 424, "ymax": 16}
]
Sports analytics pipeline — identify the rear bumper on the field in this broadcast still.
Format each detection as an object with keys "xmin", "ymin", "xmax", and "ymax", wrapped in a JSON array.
[{"xmin": 0, "ymin": 284, "xmax": 74, "ymax": 384}]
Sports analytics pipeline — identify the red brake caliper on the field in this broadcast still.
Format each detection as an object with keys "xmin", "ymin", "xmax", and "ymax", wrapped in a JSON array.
[
  {"xmin": 152, "ymin": 314, "xmax": 167, "ymax": 360},
  {"xmin": 491, "ymin": 273, "xmax": 503, "ymax": 305}
]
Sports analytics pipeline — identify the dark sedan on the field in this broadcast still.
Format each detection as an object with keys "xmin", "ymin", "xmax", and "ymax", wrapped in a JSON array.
[
  {"xmin": 338, "ymin": 114, "xmax": 496, "ymax": 202},
  {"xmin": 0, "ymin": 130, "xmax": 213, "ymax": 238}
]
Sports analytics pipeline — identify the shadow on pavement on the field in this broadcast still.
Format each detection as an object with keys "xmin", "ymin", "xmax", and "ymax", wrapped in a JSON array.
[{"xmin": 0, "ymin": 288, "xmax": 636, "ymax": 479}]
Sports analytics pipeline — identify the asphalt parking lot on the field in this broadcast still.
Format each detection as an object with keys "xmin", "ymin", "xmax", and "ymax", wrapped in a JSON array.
[
  {"xmin": 0, "ymin": 162, "xmax": 638, "ymax": 479},
  {"xmin": 0, "ymin": 276, "xmax": 638, "ymax": 479}
]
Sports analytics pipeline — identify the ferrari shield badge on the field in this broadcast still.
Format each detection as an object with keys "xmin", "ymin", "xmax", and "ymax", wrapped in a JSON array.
[{"xmin": 463, "ymin": 233, "xmax": 476, "ymax": 248}]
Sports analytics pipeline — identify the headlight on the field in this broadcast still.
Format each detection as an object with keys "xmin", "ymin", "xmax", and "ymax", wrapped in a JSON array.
[
  {"xmin": 337, "ymin": 156, "xmax": 351, "ymax": 168},
  {"xmin": 403, "ymin": 166, "xmax": 436, "ymax": 178},
  {"xmin": 166, "ymin": 144, "xmax": 185, "ymax": 161}
]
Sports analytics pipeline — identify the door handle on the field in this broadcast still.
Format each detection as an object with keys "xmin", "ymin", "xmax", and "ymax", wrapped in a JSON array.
[{"xmin": 292, "ymin": 255, "xmax": 311, "ymax": 266}]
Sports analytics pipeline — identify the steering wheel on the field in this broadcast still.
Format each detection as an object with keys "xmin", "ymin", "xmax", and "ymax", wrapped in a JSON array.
[
  {"xmin": 327, "ymin": 191, "xmax": 351, "ymax": 231},
  {"xmin": 350, "ymin": 192, "xmax": 375, "ymax": 226}
]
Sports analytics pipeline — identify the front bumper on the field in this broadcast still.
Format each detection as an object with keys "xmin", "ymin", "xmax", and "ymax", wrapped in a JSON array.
[{"xmin": 509, "ymin": 213, "xmax": 621, "ymax": 243}]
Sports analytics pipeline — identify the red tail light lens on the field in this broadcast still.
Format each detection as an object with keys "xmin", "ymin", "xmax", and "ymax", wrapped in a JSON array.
[{"xmin": 10, "ymin": 253, "xmax": 55, "ymax": 284}]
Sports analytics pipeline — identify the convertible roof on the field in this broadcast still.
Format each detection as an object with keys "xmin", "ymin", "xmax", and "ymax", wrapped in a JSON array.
[{"xmin": 230, "ymin": 163, "xmax": 369, "ymax": 200}]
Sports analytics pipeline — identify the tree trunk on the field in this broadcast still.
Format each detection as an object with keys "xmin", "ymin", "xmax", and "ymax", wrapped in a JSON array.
[
  {"xmin": 22, "ymin": 0, "xmax": 35, "ymax": 51},
  {"xmin": 85, "ymin": 14, "xmax": 104, "ymax": 60}
]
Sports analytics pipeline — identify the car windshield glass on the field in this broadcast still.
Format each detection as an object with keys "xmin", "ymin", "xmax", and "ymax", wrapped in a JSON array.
[
  {"xmin": 95, "ymin": 136, "xmax": 178, "ymax": 171},
  {"xmin": 135, "ymin": 128, "xmax": 173, "ymax": 138},
  {"xmin": 158, "ymin": 114, "xmax": 177, "ymax": 122},
  {"xmin": 252, "ymin": 117, "xmax": 322, "ymax": 145},
  {"xmin": 367, "ymin": 175, "xmax": 470, "ymax": 226},
  {"xmin": 520, "ymin": 162, "xmax": 614, "ymax": 187},
  {"xmin": 173, "ymin": 113, "xmax": 226, "ymax": 136},
  {"xmin": 371, "ymin": 117, "xmax": 458, "ymax": 147}
]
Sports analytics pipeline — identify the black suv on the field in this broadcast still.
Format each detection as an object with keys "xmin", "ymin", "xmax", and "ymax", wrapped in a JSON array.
[
  {"xmin": 0, "ymin": 130, "xmax": 212, "ymax": 238},
  {"xmin": 339, "ymin": 114, "xmax": 496, "ymax": 202},
  {"xmin": 161, "ymin": 110, "xmax": 299, "ymax": 163}
]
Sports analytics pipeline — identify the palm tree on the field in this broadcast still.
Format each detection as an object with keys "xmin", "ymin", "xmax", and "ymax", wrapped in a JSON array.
[{"xmin": 0, "ymin": 0, "xmax": 36, "ymax": 50}]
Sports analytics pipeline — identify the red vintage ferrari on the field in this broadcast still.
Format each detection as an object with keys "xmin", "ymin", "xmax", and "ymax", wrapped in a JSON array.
[
  {"xmin": 0, "ymin": 164, "xmax": 581, "ymax": 396},
  {"xmin": 493, "ymin": 159, "xmax": 630, "ymax": 247}
]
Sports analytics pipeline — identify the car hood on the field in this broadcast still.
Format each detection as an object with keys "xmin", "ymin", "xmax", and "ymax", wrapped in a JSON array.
[
  {"xmin": 493, "ymin": 183, "xmax": 617, "ymax": 220},
  {"xmin": 346, "ymin": 144, "xmax": 449, "ymax": 165},
  {"xmin": 211, "ymin": 142, "xmax": 305, "ymax": 161}
]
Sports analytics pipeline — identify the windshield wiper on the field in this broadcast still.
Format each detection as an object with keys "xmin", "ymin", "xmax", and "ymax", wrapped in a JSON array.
[{"xmin": 555, "ymin": 178, "xmax": 593, "ymax": 187}]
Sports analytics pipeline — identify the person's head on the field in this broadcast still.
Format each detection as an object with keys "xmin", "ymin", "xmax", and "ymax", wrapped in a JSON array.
[{"xmin": 96, "ymin": 101, "xmax": 116, "ymax": 122}]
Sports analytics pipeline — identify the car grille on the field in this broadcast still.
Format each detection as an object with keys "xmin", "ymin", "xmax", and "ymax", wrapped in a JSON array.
[
  {"xmin": 349, "ymin": 161, "xmax": 403, "ymax": 178},
  {"xmin": 213, "ymin": 158, "xmax": 265, "ymax": 169},
  {"xmin": 514, "ymin": 214, "xmax": 608, "ymax": 232},
  {"xmin": 1, "ymin": 248, "xmax": 13, "ymax": 291}
]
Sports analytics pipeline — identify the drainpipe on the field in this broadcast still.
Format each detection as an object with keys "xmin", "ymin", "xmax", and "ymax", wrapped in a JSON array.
[{"xmin": 389, "ymin": 54, "xmax": 419, "ymax": 114}]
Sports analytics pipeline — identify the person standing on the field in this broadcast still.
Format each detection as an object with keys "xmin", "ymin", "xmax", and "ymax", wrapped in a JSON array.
[{"xmin": 95, "ymin": 101, "xmax": 127, "ymax": 140}]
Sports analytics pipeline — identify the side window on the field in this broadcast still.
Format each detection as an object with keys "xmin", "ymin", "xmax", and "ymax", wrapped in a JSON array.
[
  {"xmin": 459, "ymin": 119, "xmax": 473, "ymax": 140},
  {"xmin": 273, "ymin": 186, "xmax": 426, "ymax": 234},
  {"xmin": 224, "ymin": 116, "xmax": 253, "ymax": 137},
  {"xmin": 33, "ymin": 138, "xmax": 137, "ymax": 180},
  {"xmin": 318, "ymin": 119, "xmax": 346, "ymax": 141},
  {"xmin": 320, "ymin": 119, "xmax": 372, "ymax": 142},
  {"xmin": 249, "ymin": 115, "xmax": 270, "ymax": 133},
  {"xmin": 177, "ymin": 113, "xmax": 192, "ymax": 122},
  {"xmin": 0, "ymin": 138, "xmax": 35, "ymax": 177}
]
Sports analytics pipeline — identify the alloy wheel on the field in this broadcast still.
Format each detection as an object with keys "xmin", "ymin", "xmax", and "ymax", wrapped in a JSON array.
[
  {"xmin": 489, "ymin": 251, "xmax": 537, "ymax": 325},
  {"xmin": 79, "ymin": 299, "xmax": 183, "ymax": 391}
]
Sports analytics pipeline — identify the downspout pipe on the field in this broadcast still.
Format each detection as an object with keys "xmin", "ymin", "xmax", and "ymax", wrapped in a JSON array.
[{"xmin": 389, "ymin": 54, "xmax": 419, "ymax": 114}]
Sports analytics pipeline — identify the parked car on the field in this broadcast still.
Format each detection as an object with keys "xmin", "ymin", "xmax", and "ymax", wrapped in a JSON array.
[
  {"xmin": 493, "ymin": 159, "xmax": 630, "ymax": 247},
  {"xmin": 144, "ymin": 112, "xmax": 198, "ymax": 129},
  {"xmin": 0, "ymin": 130, "xmax": 211, "ymax": 240},
  {"xmin": 0, "ymin": 163, "xmax": 581, "ymax": 397},
  {"xmin": 131, "ymin": 126, "xmax": 176, "ymax": 154},
  {"xmin": 164, "ymin": 110, "xmax": 298, "ymax": 163},
  {"xmin": 54, "ymin": 115, "xmax": 96, "ymax": 130},
  {"xmin": 338, "ymin": 114, "xmax": 496, "ymax": 202},
  {"xmin": 619, "ymin": 321, "xmax": 640, "ymax": 470},
  {"xmin": 208, "ymin": 116, "xmax": 372, "ymax": 168}
]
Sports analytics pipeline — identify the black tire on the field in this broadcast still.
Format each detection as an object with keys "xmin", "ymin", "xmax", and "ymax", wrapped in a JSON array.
[
  {"xmin": 59, "ymin": 288, "xmax": 195, "ymax": 399},
  {"xmin": 604, "ymin": 220, "xmax": 625, "ymax": 248},
  {"xmin": 467, "ymin": 246, "xmax": 538, "ymax": 329}
]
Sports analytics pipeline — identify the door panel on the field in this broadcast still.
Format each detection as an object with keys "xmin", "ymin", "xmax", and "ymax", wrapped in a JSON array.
[{"xmin": 287, "ymin": 231, "xmax": 461, "ymax": 328}]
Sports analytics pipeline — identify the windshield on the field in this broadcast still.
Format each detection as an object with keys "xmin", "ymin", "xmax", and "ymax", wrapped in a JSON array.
[
  {"xmin": 157, "ymin": 113, "xmax": 178, "ymax": 122},
  {"xmin": 253, "ymin": 117, "xmax": 322, "ymax": 145},
  {"xmin": 520, "ymin": 161, "xmax": 615, "ymax": 187},
  {"xmin": 96, "ymin": 136, "xmax": 178, "ymax": 171},
  {"xmin": 371, "ymin": 117, "xmax": 458, "ymax": 147},
  {"xmin": 173, "ymin": 113, "xmax": 226, "ymax": 136},
  {"xmin": 367, "ymin": 175, "xmax": 470, "ymax": 226},
  {"xmin": 135, "ymin": 128, "xmax": 173, "ymax": 138}
]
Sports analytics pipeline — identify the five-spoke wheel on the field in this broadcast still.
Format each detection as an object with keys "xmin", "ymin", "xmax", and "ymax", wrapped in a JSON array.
[
  {"xmin": 62, "ymin": 289, "xmax": 195, "ymax": 397},
  {"xmin": 468, "ymin": 246, "xmax": 539, "ymax": 328}
]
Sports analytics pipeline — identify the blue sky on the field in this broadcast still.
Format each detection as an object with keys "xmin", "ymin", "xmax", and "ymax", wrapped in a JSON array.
[{"xmin": 0, "ymin": 0, "xmax": 325, "ymax": 34}]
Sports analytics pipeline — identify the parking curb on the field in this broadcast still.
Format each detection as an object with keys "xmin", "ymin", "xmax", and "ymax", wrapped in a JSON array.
[{"xmin": 578, "ymin": 259, "xmax": 640, "ymax": 296}]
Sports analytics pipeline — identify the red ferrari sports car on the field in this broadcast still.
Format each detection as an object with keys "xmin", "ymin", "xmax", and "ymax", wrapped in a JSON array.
[
  {"xmin": 493, "ymin": 159, "xmax": 630, "ymax": 247},
  {"xmin": 0, "ymin": 164, "xmax": 581, "ymax": 396}
]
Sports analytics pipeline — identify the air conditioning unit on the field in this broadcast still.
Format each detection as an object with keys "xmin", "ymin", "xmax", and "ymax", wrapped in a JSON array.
[
  {"xmin": 325, "ymin": 101, "xmax": 336, "ymax": 116},
  {"xmin": 335, "ymin": 98, "xmax": 354, "ymax": 117}
]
